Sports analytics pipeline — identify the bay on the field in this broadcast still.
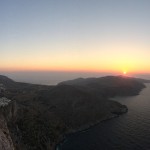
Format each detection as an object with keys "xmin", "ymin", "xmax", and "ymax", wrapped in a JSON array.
[{"xmin": 60, "ymin": 83, "xmax": 150, "ymax": 150}]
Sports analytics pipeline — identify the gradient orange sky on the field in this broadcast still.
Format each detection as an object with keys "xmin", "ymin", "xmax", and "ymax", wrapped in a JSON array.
[{"xmin": 1, "ymin": 0, "xmax": 150, "ymax": 74}]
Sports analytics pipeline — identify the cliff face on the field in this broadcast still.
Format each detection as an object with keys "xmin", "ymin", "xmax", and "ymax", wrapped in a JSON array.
[{"xmin": 0, "ymin": 97, "xmax": 17, "ymax": 150}]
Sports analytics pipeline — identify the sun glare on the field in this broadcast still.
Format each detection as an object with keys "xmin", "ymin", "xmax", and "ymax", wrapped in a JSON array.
[{"xmin": 123, "ymin": 71, "xmax": 127, "ymax": 75}]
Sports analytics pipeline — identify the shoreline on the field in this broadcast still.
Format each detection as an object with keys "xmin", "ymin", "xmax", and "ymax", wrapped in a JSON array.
[{"xmin": 55, "ymin": 109, "xmax": 128, "ymax": 150}]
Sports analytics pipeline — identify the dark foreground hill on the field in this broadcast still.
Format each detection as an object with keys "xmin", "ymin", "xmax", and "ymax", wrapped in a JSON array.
[{"xmin": 0, "ymin": 75, "xmax": 146, "ymax": 150}]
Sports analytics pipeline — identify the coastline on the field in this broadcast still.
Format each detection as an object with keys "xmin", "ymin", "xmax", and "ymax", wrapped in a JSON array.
[{"xmin": 55, "ymin": 107, "xmax": 128, "ymax": 150}]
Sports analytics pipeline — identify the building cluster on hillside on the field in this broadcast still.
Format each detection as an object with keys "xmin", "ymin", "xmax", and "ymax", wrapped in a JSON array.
[{"xmin": 0, "ymin": 97, "xmax": 11, "ymax": 107}]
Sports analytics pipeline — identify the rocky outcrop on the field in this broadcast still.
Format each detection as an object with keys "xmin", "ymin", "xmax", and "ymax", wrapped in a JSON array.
[
  {"xmin": 0, "ymin": 97, "xmax": 17, "ymax": 150},
  {"xmin": 0, "ymin": 116, "xmax": 14, "ymax": 150}
]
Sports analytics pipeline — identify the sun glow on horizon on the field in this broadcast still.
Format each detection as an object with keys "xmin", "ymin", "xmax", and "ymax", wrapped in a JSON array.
[{"xmin": 123, "ymin": 71, "xmax": 127, "ymax": 75}]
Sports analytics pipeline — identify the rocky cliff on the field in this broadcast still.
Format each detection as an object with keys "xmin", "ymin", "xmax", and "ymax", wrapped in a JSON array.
[{"xmin": 0, "ymin": 97, "xmax": 17, "ymax": 150}]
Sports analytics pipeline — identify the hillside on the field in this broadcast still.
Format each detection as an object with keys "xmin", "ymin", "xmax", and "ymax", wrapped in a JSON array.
[
  {"xmin": 0, "ymin": 75, "xmax": 146, "ymax": 150},
  {"xmin": 59, "ymin": 76, "xmax": 146, "ymax": 96}
]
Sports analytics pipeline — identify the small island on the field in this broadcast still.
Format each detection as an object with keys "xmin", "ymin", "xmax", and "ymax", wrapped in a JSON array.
[{"xmin": 0, "ymin": 75, "xmax": 146, "ymax": 150}]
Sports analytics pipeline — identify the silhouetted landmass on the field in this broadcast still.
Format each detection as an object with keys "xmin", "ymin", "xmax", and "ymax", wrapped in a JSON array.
[
  {"xmin": 59, "ymin": 76, "xmax": 146, "ymax": 96},
  {"xmin": 0, "ymin": 75, "xmax": 146, "ymax": 150}
]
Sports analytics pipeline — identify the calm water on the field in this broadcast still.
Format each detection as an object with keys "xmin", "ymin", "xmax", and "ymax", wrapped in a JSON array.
[
  {"xmin": 60, "ymin": 83, "xmax": 150, "ymax": 150},
  {"xmin": 2, "ymin": 71, "xmax": 150, "ymax": 85}
]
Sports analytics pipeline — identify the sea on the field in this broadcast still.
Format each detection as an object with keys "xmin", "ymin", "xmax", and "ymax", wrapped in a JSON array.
[{"xmin": 59, "ymin": 83, "xmax": 150, "ymax": 150}]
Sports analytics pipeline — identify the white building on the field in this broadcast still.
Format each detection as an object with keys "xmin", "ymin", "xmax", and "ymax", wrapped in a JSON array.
[{"xmin": 0, "ymin": 97, "xmax": 11, "ymax": 107}]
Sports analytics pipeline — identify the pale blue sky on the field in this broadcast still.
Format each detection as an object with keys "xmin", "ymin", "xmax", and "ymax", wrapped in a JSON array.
[{"xmin": 1, "ymin": 0, "xmax": 150, "ymax": 73}]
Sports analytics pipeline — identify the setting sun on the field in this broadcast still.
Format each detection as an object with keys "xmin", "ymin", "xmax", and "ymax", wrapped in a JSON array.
[{"xmin": 123, "ymin": 71, "xmax": 127, "ymax": 75}]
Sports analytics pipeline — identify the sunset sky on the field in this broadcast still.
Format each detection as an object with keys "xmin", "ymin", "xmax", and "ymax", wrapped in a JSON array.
[{"xmin": 1, "ymin": 0, "xmax": 150, "ymax": 74}]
